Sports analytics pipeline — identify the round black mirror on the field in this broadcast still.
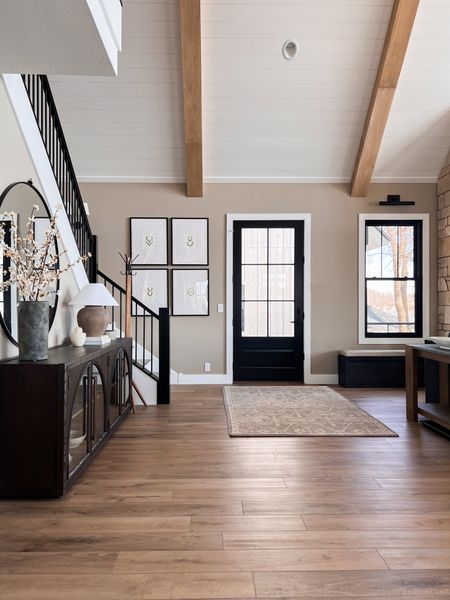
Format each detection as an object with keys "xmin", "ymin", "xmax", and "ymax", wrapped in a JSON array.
[{"xmin": 0, "ymin": 180, "xmax": 59, "ymax": 345}]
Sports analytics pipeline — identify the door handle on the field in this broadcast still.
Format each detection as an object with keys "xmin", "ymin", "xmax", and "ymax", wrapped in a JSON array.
[{"xmin": 291, "ymin": 310, "xmax": 303, "ymax": 325}]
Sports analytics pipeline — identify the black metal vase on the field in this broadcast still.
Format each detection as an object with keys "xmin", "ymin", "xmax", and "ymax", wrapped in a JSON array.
[{"xmin": 18, "ymin": 301, "xmax": 49, "ymax": 361}]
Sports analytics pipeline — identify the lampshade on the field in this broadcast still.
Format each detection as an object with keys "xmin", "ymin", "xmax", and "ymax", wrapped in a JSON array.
[{"xmin": 69, "ymin": 283, "xmax": 118, "ymax": 307}]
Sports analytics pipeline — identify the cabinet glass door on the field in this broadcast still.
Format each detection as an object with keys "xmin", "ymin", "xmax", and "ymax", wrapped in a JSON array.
[
  {"xmin": 110, "ymin": 350, "xmax": 131, "ymax": 425},
  {"xmin": 121, "ymin": 352, "xmax": 131, "ymax": 411},
  {"xmin": 68, "ymin": 366, "xmax": 89, "ymax": 476},
  {"xmin": 91, "ymin": 364, "xmax": 106, "ymax": 447}
]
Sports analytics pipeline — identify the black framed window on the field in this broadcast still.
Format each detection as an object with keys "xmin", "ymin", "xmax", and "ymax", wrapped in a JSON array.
[{"xmin": 365, "ymin": 220, "xmax": 422, "ymax": 338}]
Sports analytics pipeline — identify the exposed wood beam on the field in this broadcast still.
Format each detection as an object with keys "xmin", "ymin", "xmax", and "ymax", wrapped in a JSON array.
[
  {"xmin": 350, "ymin": 0, "xmax": 420, "ymax": 197},
  {"xmin": 180, "ymin": 0, "xmax": 203, "ymax": 197}
]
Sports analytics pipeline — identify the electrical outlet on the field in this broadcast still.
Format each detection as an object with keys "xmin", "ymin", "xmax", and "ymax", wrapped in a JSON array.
[{"xmin": 204, "ymin": 362, "xmax": 211, "ymax": 372}]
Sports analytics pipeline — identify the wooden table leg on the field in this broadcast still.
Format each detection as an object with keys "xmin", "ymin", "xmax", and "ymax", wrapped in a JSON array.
[{"xmin": 405, "ymin": 345, "xmax": 418, "ymax": 421}]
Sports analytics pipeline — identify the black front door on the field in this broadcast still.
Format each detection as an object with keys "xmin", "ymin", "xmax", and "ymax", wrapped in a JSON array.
[{"xmin": 233, "ymin": 221, "xmax": 304, "ymax": 381}]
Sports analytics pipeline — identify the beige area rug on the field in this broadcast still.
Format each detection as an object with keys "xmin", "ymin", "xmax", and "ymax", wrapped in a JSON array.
[{"xmin": 223, "ymin": 386, "xmax": 398, "ymax": 437}]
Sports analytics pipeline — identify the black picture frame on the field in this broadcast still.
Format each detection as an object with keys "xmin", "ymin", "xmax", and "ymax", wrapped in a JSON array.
[
  {"xmin": 130, "ymin": 217, "xmax": 169, "ymax": 266},
  {"xmin": 171, "ymin": 269, "xmax": 209, "ymax": 317},
  {"xmin": 171, "ymin": 218, "xmax": 209, "ymax": 266}
]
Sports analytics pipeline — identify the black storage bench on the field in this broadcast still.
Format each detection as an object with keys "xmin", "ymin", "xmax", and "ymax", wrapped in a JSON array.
[{"xmin": 338, "ymin": 349, "xmax": 406, "ymax": 388}]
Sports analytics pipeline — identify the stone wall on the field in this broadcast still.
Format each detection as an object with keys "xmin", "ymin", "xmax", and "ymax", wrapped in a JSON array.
[{"xmin": 438, "ymin": 150, "xmax": 450, "ymax": 335}]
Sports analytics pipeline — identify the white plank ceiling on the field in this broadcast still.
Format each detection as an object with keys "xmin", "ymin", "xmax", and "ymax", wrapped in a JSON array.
[
  {"xmin": 49, "ymin": 0, "xmax": 450, "ymax": 184},
  {"xmin": 374, "ymin": 0, "xmax": 450, "ymax": 181}
]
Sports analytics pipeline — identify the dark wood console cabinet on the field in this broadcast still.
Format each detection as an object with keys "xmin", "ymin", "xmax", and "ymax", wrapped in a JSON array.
[{"xmin": 0, "ymin": 338, "xmax": 132, "ymax": 498}]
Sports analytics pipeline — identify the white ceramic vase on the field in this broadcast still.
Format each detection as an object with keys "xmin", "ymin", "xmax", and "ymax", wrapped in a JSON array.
[{"xmin": 70, "ymin": 327, "xmax": 86, "ymax": 347}]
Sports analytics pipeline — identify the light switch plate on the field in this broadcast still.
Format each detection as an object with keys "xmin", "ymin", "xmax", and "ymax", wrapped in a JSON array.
[{"xmin": 217, "ymin": 304, "xmax": 224, "ymax": 313}]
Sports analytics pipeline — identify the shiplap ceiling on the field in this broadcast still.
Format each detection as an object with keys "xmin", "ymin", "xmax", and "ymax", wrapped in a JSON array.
[
  {"xmin": 0, "ymin": 0, "xmax": 120, "ymax": 76},
  {"xmin": 49, "ymin": 0, "xmax": 450, "ymax": 184}
]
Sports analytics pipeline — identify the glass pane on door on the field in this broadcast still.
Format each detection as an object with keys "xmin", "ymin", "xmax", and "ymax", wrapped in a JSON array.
[
  {"xmin": 269, "ymin": 265, "xmax": 294, "ymax": 300},
  {"xmin": 242, "ymin": 265, "xmax": 267, "ymax": 300},
  {"xmin": 269, "ymin": 302, "xmax": 294, "ymax": 337},
  {"xmin": 241, "ymin": 227, "xmax": 295, "ymax": 338},
  {"xmin": 269, "ymin": 228, "xmax": 294, "ymax": 264},
  {"xmin": 242, "ymin": 302, "xmax": 267, "ymax": 337},
  {"xmin": 242, "ymin": 228, "xmax": 267, "ymax": 264}
]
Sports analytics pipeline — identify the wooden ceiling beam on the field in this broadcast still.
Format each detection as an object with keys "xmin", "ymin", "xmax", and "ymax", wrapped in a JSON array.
[
  {"xmin": 180, "ymin": 0, "xmax": 203, "ymax": 197},
  {"xmin": 350, "ymin": 0, "xmax": 420, "ymax": 197}
]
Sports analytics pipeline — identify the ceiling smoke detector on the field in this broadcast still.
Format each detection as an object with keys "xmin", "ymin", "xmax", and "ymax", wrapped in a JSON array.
[{"xmin": 282, "ymin": 40, "xmax": 299, "ymax": 60}]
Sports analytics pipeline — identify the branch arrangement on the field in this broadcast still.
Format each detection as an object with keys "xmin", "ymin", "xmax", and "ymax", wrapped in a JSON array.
[{"xmin": 0, "ymin": 205, "xmax": 89, "ymax": 302}]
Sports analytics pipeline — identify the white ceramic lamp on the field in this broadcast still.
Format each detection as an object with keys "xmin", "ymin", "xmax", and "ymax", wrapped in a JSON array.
[{"xmin": 69, "ymin": 284, "xmax": 118, "ymax": 337}]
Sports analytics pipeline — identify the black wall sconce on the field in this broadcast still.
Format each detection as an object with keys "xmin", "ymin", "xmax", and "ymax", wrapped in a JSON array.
[{"xmin": 379, "ymin": 194, "xmax": 415, "ymax": 207}]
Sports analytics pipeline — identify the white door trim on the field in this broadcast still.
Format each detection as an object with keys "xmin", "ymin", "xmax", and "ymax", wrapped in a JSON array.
[{"xmin": 226, "ymin": 213, "xmax": 312, "ymax": 385}]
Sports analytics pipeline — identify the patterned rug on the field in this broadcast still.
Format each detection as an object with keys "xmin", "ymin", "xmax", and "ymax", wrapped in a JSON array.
[{"xmin": 223, "ymin": 386, "xmax": 398, "ymax": 437}]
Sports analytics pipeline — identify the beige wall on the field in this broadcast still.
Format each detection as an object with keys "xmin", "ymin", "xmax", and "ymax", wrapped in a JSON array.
[{"xmin": 81, "ymin": 182, "xmax": 437, "ymax": 376}]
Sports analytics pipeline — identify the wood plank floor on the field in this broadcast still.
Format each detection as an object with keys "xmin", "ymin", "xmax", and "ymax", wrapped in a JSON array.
[{"xmin": 2, "ymin": 385, "xmax": 450, "ymax": 599}]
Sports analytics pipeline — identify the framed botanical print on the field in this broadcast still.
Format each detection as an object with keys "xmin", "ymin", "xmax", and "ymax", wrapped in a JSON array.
[
  {"xmin": 133, "ymin": 269, "xmax": 169, "ymax": 316},
  {"xmin": 171, "ymin": 218, "xmax": 209, "ymax": 265},
  {"xmin": 172, "ymin": 269, "xmax": 209, "ymax": 316},
  {"xmin": 130, "ymin": 218, "xmax": 168, "ymax": 265}
]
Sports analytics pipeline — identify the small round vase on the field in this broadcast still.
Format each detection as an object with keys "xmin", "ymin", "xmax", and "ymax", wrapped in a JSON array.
[
  {"xmin": 70, "ymin": 328, "xmax": 86, "ymax": 347},
  {"xmin": 18, "ymin": 301, "xmax": 49, "ymax": 361}
]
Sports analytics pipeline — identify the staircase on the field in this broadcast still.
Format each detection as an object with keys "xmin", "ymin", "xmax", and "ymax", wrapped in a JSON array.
[{"xmin": 19, "ymin": 74, "xmax": 170, "ymax": 405}]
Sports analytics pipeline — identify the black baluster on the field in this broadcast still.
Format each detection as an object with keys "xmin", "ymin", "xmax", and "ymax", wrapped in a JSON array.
[
  {"xmin": 150, "ymin": 315, "xmax": 154, "ymax": 376},
  {"xmin": 143, "ymin": 316, "xmax": 146, "ymax": 371},
  {"xmin": 119, "ymin": 291, "xmax": 123, "ymax": 338},
  {"xmin": 134, "ymin": 314, "xmax": 138, "ymax": 365}
]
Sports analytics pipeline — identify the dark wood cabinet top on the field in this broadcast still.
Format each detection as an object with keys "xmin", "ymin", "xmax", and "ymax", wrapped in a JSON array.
[{"xmin": 0, "ymin": 338, "xmax": 131, "ymax": 369}]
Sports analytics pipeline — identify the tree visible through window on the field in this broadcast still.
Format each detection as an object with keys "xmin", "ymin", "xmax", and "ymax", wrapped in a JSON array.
[{"xmin": 365, "ymin": 220, "xmax": 422, "ymax": 337}]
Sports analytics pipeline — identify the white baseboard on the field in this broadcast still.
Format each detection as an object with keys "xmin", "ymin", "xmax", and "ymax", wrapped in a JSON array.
[
  {"xmin": 306, "ymin": 374, "xmax": 339, "ymax": 385},
  {"xmin": 176, "ymin": 373, "xmax": 231, "ymax": 385},
  {"xmin": 173, "ymin": 373, "xmax": 338, "ymax": 386}
]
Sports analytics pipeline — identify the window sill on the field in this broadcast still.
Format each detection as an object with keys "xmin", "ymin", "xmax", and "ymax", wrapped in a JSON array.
[{"xmin": 358, "ymin": 336, "xmax": 425, "ymax": 345}]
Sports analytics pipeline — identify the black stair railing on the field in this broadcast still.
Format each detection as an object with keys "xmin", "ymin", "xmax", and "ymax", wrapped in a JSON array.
[
  {"xmin": 21, "ymin": 74, "xmax": 170, "ymax": 404},
  {"xmin": 21, "ymin": 74, "xmax": 97, "ymax": 281},
  {"xmin": 98, "ymin": 270, "xmax": 170, "ymax": 404}
]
